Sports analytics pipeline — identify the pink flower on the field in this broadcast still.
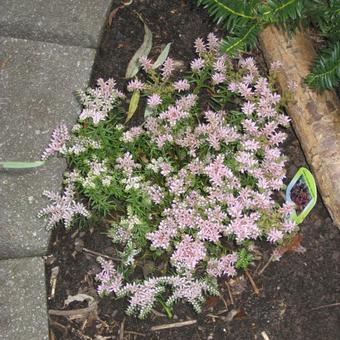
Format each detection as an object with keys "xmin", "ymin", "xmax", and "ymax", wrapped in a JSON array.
[
  {"xmin": 279, "ymin": 202, "xmax": 295, "ymax": 216},
  {"xmin": 236, "ymin": 151, "xmax": 257, "ymax": 172},
  {"xmin": 139, "ymin": 56, "xmax": 153, "ymax": 72},
  {"xmin": 212, "ymin": 72, "xmax": 226, "ymax": 85},
  {"xmin": 171, "ymin": 235, "xmax": 206, "ymax": 271},
  {"xmin": 161, "ymin": 57, "xmax": 175, "ymax": 79},
  {"xmin": 79, "ymin": 108, "xmax": 106, "ymax": 125},
  {"xmin": 207, "ymin": 32, "xmax": 219, "ymax": 51},
  {"xmin": 96, "ymin": 258, "xmax": 123, "ymax": 295},
  {"xmin": 147, "ymin": 94, "xmax": 162, "ymax": 108},
  {"xmin": 198, "ymin": 220, "xmax": 223, "ymax": 242},
  {"xmin": 122, "ymin": 126, "xmax": 144, "ymax": 143},
  {"xmin": 146, "ymin": 185, "xmax": 163, "ymax": 204},
  {"xmin": 38, "ymin": 184, "xmax": 89, "ymax": 229},
  {"xmin": 267, "ymin": 229, "xmax": 284, "ymax": 243},
  {"xmin": 173, "ymin": 79, "xmax": 190, "ymax": 92},
  {"xmin": 166, "ymin": 274, "xmax": 215, "ymax": 312},
  {"xmin": 213, "ymin": 56, "xmax": 227, "ymax": 73},
  {"xmin": 207, "ymin": 253, "xmax": 238, "ymax": 277},
  {"xmin": 160, "ymin": 162, "xmax": 172, "ymax": 176},
  {"xmin": 116, "ymin": 152, "xmax": 140, "ymax": 176},
  {"xmin": 204, "ymin": 155, "xmax": 233, "ymax": 186},
  {"xmin": 226, "ymin": 214, "xmax": 260, "ymax": 242},
  {"xmin": 123, "ymin": 278, "xmax": 165, "ymax": 318},
  {"xmin": 242, "ymin": 101, "xmax": 256, "ymax": 116},
  {"xmin": 282, "ymin": 220, "xmax": 297, "ymax": 233},
  {"xmin": 239, "ymin": 57, "xmax": 258, "ymax": 74},
  {"xmin": 176, "ymin": 94, "xmax": 197, "ymax": 111},
  {"xmin": 167, "ymin": 176, "xmax": 186, "ymax": 196},
  {"xmin": 228, "ymin": 82, "xmax": 238, "ymax": 92},
  {"xmin": 159, "ymin": 106, "xmax": 189, "ymax": 126},
  {"xmin": 194, "ymin": 37, "xmax": 207, "ymax": 53},
  {"xmin": 41, "ymin": 123, "xmax": 69, "ymax": 160},
  {"xmin": 127, "ymin": 79, "xmax": 144, "ymax": 92},
  {"xmin": 191, "ymin": 58, "xmax": 205, "ymax": 71}
]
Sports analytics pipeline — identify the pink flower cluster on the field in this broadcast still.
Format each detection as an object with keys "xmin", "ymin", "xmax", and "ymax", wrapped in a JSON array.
[
  {"xmin": 38, "ymin": 185, "xmax": 89, "ymax": 229},
  {"xmin": 41, "ymin": 123, "xmax": 69, "ymax": 160},
  {"xmin": 78, "ymin": 78, "xmax": 125, "ymax": 125},
  {"xmin": 171, "ymin": 235, "xmax": 206, "ymax": 271},
  {"xmin": 96, "ymin": 258, "xmax": 123, "ymax": 295},
  {"xmin": 207, "ymin": 253, "xmax": 238, "ymax": 277},
  {"xmin": 43, "ymin": 33, "xmax": 299, "ymax": 318}
]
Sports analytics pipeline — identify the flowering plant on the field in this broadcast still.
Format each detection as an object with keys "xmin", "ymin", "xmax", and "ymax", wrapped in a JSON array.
[{"xmin": 40, "ymin": 33, "xmax": 297, "ymax": 318}]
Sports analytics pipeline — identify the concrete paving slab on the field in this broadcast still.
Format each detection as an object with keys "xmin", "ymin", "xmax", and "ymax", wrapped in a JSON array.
[
  {"xmin": 0, "ymin": 37, "xmax": 95, "ymax": 258},
  {"xmin": 0, "ymin": 257, "xmax": 48, "ymax": 340},
  {"xmin": 0, "ymin": 0, "xmax": 113, "ymax": 48}
]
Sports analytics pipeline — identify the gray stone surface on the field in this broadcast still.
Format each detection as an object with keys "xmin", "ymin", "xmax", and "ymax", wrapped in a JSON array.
[
  {"xmin": 0, "ymin": 257, "xmax": 48, "ymax": 340},
  {"xmin": 0, "ymin": 37, "xmax": 95, "ymax": 258},
  {"xmin": 0, "ymin": 0, "xmax": 112, "ymax": 48}
]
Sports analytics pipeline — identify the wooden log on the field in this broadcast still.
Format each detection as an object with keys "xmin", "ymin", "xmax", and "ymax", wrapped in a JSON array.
[{"xmin": 259, "ymin": 25, "xmax": 340, "ymax": 228}]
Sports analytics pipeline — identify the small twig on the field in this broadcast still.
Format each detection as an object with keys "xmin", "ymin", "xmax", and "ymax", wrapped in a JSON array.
[
  {"xmin": 49, "ymin": 318, "xmax": 68, "ymax": 334},
  {"xmin": 119, "ymin": 318, "xmax": 125, "ymax": 340},
  {"xmin": 245, "ymin": 270, "xmax": 260, "ymax": 295},
  {"xmin": 48, "ymin": 304, "xmax": 96, "ymax": 318},
  {"xmin": 216, "ymin": 309, "xmax": 228, "ymax": 315},
  {"xmin": 310, "ymin": 302, "xmax": 340, "ymax": 311},
  {"xmin": 225, "ymin": 281, "xmax": 234, "ymax": 305},
  {"xmin": 71, "ymin": 328, "xmax": 93, "ymax": 340},
  {"xmin": 125, "ymin": 330, "xmax": 146, "ymax": 337},
  {"xmin": 152, "ymin": 308, "xmax": 167, "ymax": 317},
  {"xmin": 220, "ymin": 294, "xmax": 229, "ymax": 311},
  {"xmin": 257, "ymin": 255, "xmax": 274, "ymax": 276},
  {"xmin": 151, "ymin": 320, "xmax": 197, "ymax": 331},
  {"xmin": 82, "ymin": 247, "xmax": 121, "ymax": 261}
]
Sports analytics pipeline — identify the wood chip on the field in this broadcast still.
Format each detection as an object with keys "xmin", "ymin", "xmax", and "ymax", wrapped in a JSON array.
[
  {"xmin": 261, "ymin": 331, "xmax": 270, "ymax": 340},
  {"xmin": 151, "ymin": 320, "xmax": 197, "ymax": 331},
  {"xmin": 49, "ymin": 266, "xmax": 59, "ymax": 299}
]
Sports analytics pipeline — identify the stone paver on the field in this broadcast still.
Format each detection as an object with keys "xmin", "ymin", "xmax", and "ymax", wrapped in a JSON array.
[
  {"xmin": 0, "ymin": 257, "xmax": 48, "ymax": 340},
  {"xmin": 0, "ymin": 0, "xmax": 113, "ymax": 48},
  {"xmin": 0, "ymin": 37, "xmax": 95, "ymax": 258}
]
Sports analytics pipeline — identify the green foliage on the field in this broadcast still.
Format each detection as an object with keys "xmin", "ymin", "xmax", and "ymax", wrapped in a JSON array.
[
  {"xmin": 235, "ymin": 248, "xmax": 252, "ymax": 269},
  {"xmin": 196, "ymin": 0, "xmax": 340, "ymax": 91},
  {"xmin": 306, "ymin": 42, "xmax": 340, "ymax": 90}
]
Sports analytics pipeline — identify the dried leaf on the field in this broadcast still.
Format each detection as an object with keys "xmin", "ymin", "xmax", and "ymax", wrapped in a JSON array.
[
  {"xmin": 275, "ymin": 234, "xmax": 304, "ymax": 258},
  {"xmin": 225, "ymin": 309, "xmax": 240, "ymax": 322},
  {"xmin": 205, "ymin": 296, "xmax": 220, "ymax": 309},
  {"xmin": 125, "ymin": 18, "xmax": 152, "ymax": 79},
  {"xmin": 152, "ymin": 43, "xmax": 172, "ymax": 69},
  {"xmin": 64, "ymin": 293, "xmax": 95, "ymax": 308},
  {"xmin": 0, "ymin": 161, "xmax": 45, "ymax": 169},
  {"xmin": 126, "ymin": 90, "xmax": 140, "ymax": 123},
  {"xmin": 107, "ymin": 4, "xmax": 125, "ymax": 27}
]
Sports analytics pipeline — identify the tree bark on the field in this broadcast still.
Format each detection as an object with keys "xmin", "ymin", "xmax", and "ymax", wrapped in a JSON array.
[{"xmin": 259, "ymin": 25, "xmax": 340, "ymax": 228}]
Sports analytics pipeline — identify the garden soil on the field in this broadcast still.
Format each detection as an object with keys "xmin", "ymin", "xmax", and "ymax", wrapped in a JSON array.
[{"xmin": 46, "ymin": 1, "xmax": 340, "ymax": 339}]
